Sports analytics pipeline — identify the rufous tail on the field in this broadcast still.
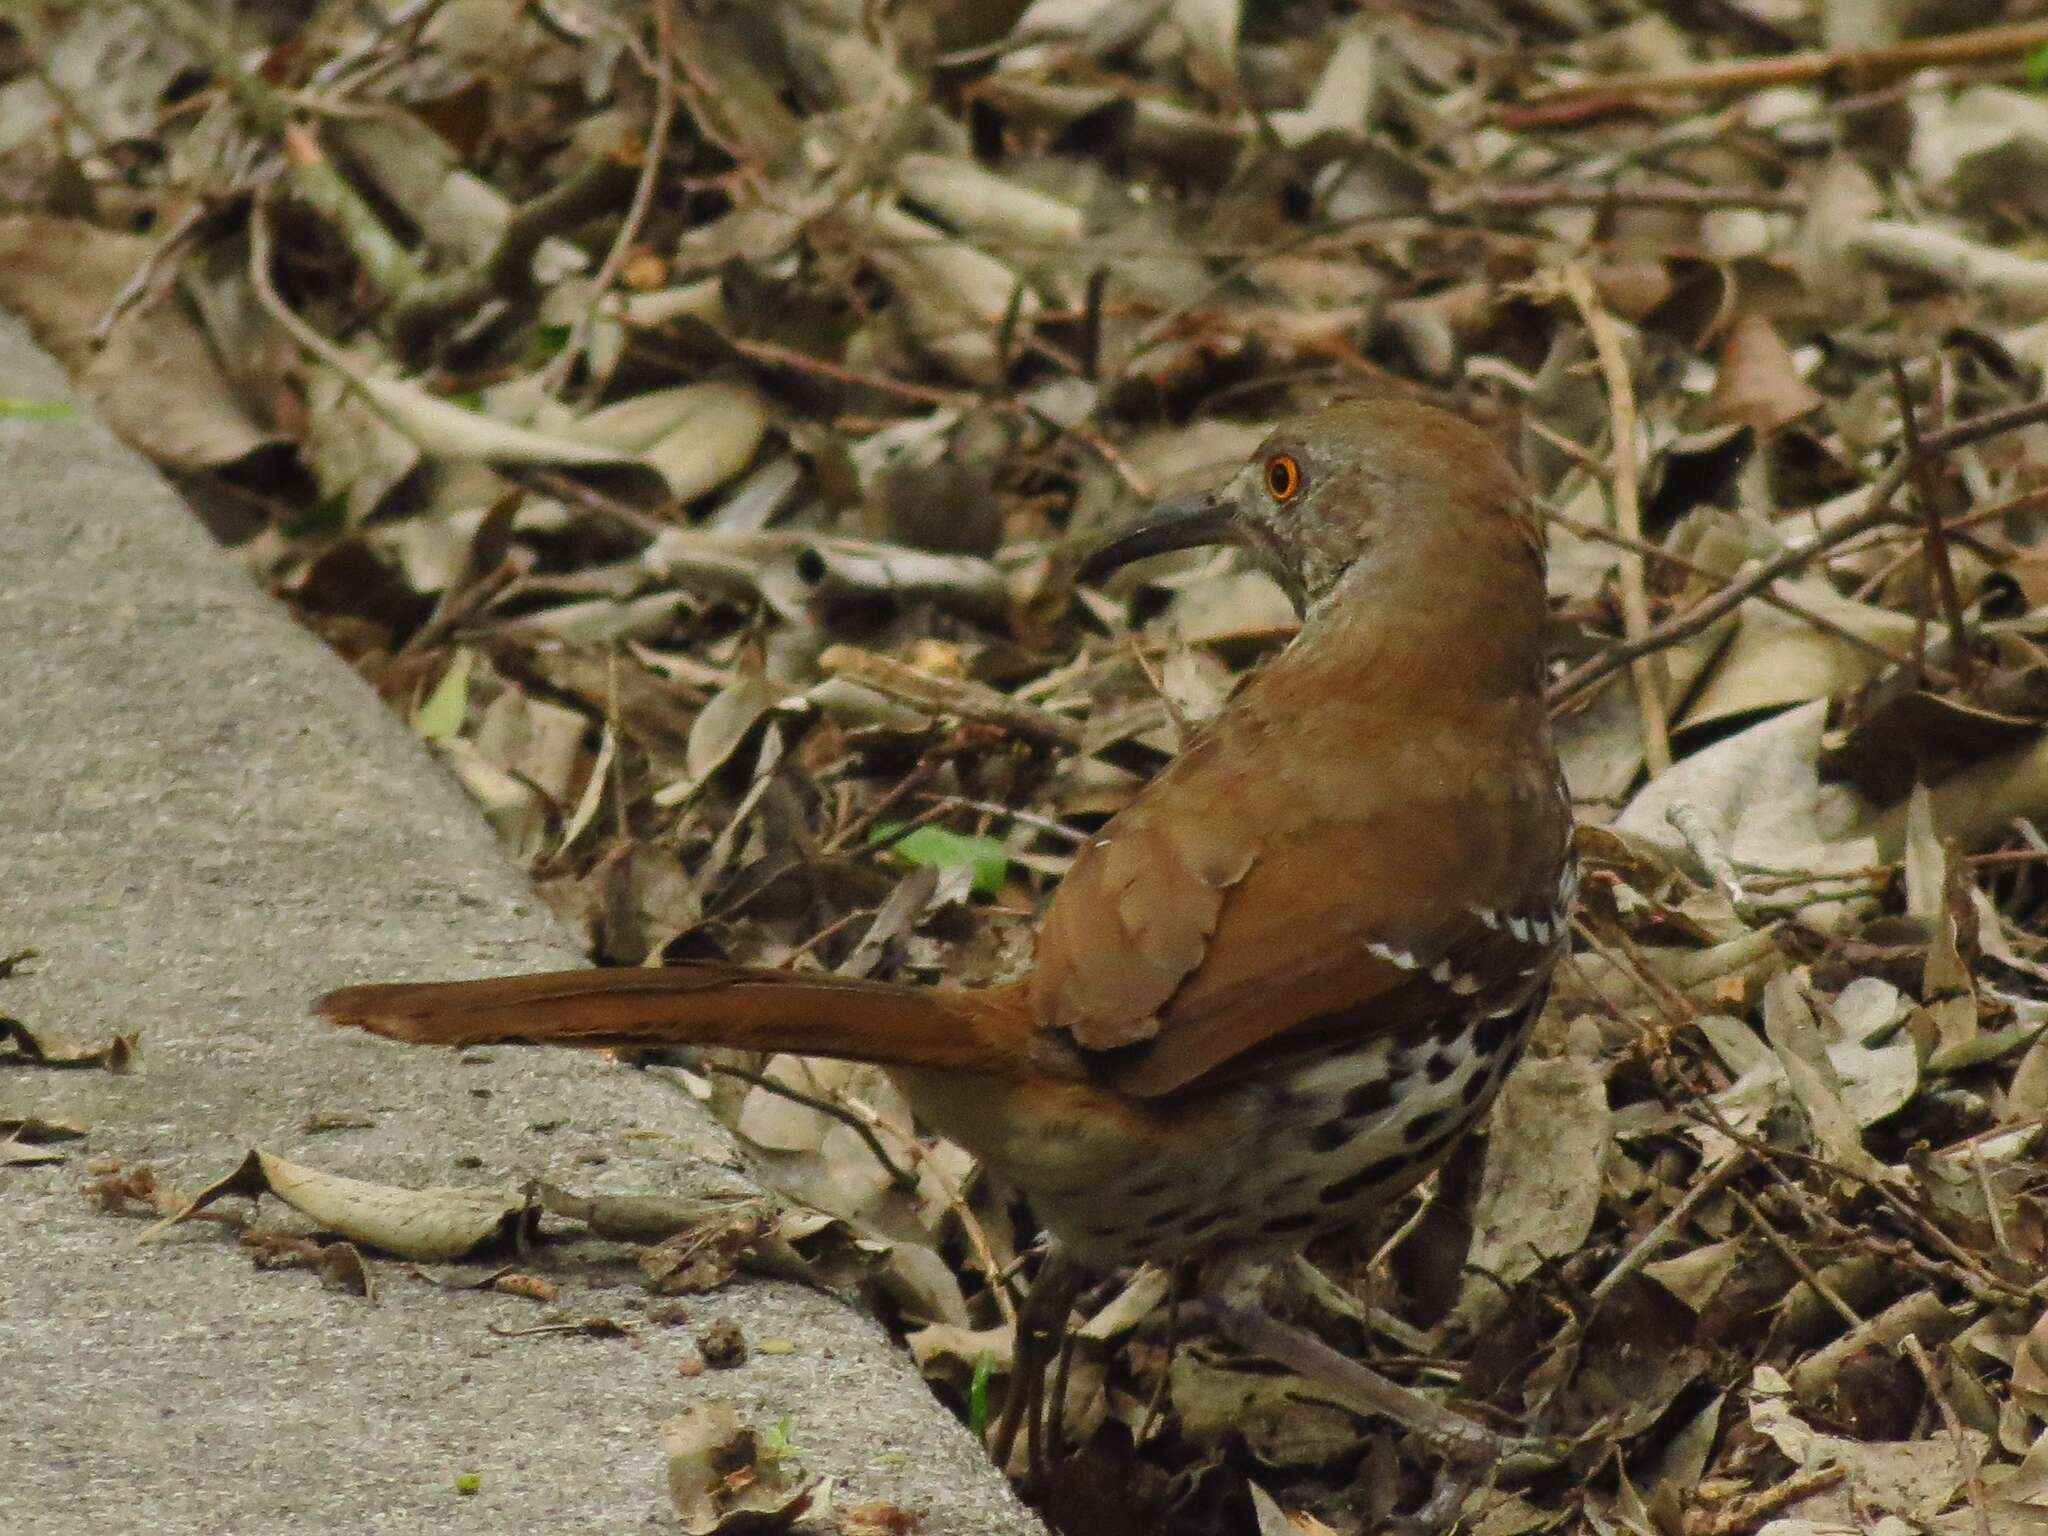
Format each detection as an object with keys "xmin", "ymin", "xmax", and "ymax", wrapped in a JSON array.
[{"xmin": 316, "ymin": 964, "xmax": 1028, "ymax": 1075}]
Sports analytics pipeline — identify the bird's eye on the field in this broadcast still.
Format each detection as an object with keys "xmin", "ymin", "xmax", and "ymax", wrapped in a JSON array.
[{"xmin": 1265, "ymin": 453, "xmax": 1302, "ymax": 502}]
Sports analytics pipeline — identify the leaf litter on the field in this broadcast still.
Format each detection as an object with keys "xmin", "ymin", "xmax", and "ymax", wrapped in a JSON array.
[{"xmin": 17, "ymin": 0, "xmax": 2048, "ymax": 1529}]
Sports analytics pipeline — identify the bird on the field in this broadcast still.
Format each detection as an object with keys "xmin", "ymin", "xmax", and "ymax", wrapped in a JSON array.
[{"xmin": 319, "ymin": 397, "xmax": 1576, "ymax": 1504}]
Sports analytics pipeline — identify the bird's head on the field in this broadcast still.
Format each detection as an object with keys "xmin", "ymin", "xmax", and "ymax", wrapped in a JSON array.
[{"xmin": 1082, "ymin": 399, "xmax": 1545, "ymax": 621}]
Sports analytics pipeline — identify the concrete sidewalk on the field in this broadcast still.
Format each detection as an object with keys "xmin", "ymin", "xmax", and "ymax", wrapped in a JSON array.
[{"xmin": 0, "ymin": 313, "xmax": 1039, "ymax": 1535}]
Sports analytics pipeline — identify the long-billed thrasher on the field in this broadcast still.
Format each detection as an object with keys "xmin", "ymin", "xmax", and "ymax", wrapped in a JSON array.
[{"xmin": 320, "ymin": 398, "xmax": 1577, "ymax": 1504}]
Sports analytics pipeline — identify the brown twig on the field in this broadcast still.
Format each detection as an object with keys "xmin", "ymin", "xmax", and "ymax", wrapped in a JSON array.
[
  {"xmin": 92, "ymin": 200, "xmax": 215, "ymax": 348},
  {"xmin": 1590, "ymin": 1148, "xmax": 1747, "ymax": 1305},
  {"xmin": 1849, "ymin": 483, "xmax": 2048, "ymax": 603},
  {"xmin": 1570, "ymin": 916, "xmax": 1693, "ymax": 1027},
  {"xmin": 819, "ymin": 753, "xmax": 951, "ymax": 857},
  {"xmin": 1727, "ymin": 1185, "xmax": 1861, "ymax": 1330},
  {"xmin": 690, "ymin": 1059, "xmax": 920, "ymax": 1191},
  {"xmin": 1902, "ymin": 1336, "xmax": 1995, "ymax": 1536},
  {"xmin": 1451, "ymin": 181, "xmax": 1805, "ymax": 215},
  {"xmin": 818, "ymin": 645, "xmax": 1086, "ymax": 752},
  {"xmin": 720, "ymin": 335, "xmax": 1154, "ymax": 499},
  {"xmin": 305, "ymin": 0, "xmax": 444, "ymax": 91},
  {"xmin": 1547, "ymin": 396, "xmax": 2048, "ymax": 709},
  {"xmin": 921, "ymin": 794, "xmax": 1089, "ymax": 847},
  {"xmin": 1136, "ymin": 1265, "xmax": 1183, "ymax": 1445},
  {"xmin": 1887, "ymin": 359, "xmax": 1974, "ymax": 677},
  {"xmin": 1518, "ymin": 18, "xmax": 2048, "ymax": 107},
  {"xmin": 1691, "ymin": 1464, "xmax": 1845, "ymax": 1536},
  {"xmin": 1542, "ymin": 505, "xmax": 1918, "ymax": 676},
  {"xmin": 1562, "ymin": 263, "xmax": 1671, "ymax": 774},
  {"xmin": 541, "ymin": 0, "xmax": 677, "ymax": 398},
  {"xmin": 727, "ymin": 334, "xmax": 976, "ymax": 409}
]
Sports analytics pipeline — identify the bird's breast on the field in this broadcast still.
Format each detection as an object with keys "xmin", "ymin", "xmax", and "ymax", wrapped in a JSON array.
[{"xmin": 891, "ymin": 980, "xmax": 1548, "ymax": 1270}]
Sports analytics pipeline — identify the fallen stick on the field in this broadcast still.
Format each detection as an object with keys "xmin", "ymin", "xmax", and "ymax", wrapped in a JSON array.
[{"xmin": 1518, "ymin": 18, "xmax": 2048, "ymax": 108}]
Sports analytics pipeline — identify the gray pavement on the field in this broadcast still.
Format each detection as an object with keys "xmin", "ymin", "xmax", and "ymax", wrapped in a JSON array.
[{"xmin": 0, "ymin": 313, "xmax": 1040, "ymax": 1535}]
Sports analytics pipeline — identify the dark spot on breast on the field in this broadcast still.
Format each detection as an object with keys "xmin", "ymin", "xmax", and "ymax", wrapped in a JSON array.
[
  {"xmin": 1181, "ymin": 1210, "xmax": 1222, "ymax": 1236},
  {"xmin": 1394, "ymin": 1019, "xmax": 1436, "ymax": 1053},
  {"xmin": 1307, "ymin": 1117, "xmax": 1354, "ymax": 1153},
  {"xmin": 1341, "ymin": 1076, "xmax": 1396, "ymax": 1118},
  {"xmin": 1474, "ymin": 1009, "xmax": 1520, "ymax": 1056},
  {"xmin": 1462, "ymin": 1071, "xmax": 1490, "ymax": 1105},
  {"xmin": 1320, "ymin": 1153, "xmax": 1411, "ymax": 1204},
  {"xmin": 1417, "ymin": 1119, "xmax": 1470, "ymax": 1159},
  {"xmin": 1260, "ymin": 1212, "xmax": 1319, "ymax": 1236},
  {"xmin": 1144, "ymin": 1205, "xmax": 1191, "ymax": 1230},
  {"xmin": 1404, "ymin": 1109, "xmax": 1448, "ymax": 1144},
  {"xmin": 1128, "ymin": 1176, "xmax": 1173, "ymax": 1199},
  {"xmin": 1424, "ymin": 1050, "xmax": 1457, "ymax": 1084}
]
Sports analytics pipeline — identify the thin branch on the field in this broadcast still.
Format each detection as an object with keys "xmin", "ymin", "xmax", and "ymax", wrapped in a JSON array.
[
  {"xmin": 1542, "ymin": 504, "xmax": 1919, "ymax": 676},
  {"xmin": 1888, "ymin": 358, "xmax": 1974, "ymax": 674},
  {"xmin": 1727, "ymin": 1184, "xmax": 1861, "ymax": 1330},
  {"xmin": 1590, "ymin": 1149, "xmax": 1747, "ymax": 1305},
  {"xmin": 1518, "ymin": 17, "xmax": 2048, "ymax": 107},
  {"xmin": 1450, "ymin": 181, "xmax": 1805, "ymax": 216},
  {"xmin": 818, "ymin": 645, "xmax": 1086, "ymax": 752},
  {"xmin": 92, "ymin": 200, "xmax": 214, "ymax": 348},
  {"xmin": 1902, "ymin": 1336, "xmax": 1995, "ymax": 1536},
  {"xmin": 541, "ymin": 0, "xmax": 676, "ymax": 398},
  {"xmin": 1562, "ymin": 262, "xmax": 1671, "ymax": 774},
  {"xmin": 1694, "ymin": 1466, "xmax": 1846, "ymax": 1536},
  {"xmin": 1547, "ymin": 395, "xmax": 2048, "ymax": 710},
  {"xmin": 691, "ymin": 1059, "xmax": 920, "ymax": 1192}
]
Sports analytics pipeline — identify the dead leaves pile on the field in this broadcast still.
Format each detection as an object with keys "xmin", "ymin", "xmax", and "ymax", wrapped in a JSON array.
[{"xmin": 19, "ymin": 0, "xmax": 2048, "ymax": 1530}]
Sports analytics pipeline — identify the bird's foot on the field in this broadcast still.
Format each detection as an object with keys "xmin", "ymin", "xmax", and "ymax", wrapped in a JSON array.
[{"xmin": 987, "ymin": 1246, "xmax": 1089, "ymax": 1481}]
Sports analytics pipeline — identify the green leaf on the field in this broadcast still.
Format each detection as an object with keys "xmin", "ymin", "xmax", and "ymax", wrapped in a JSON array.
[
  {"xmin": 2028, "ymin": 42, "xmax": 2048, "ymax": 88},
  {"xmin": 454, "ymin": 1472, "xmax": 482, "ymax": 1496},
  {"xmin": 280, "ymin": 490, "xmax": 348, "ymax": 538},
  {"xmin": 413, "ymin": 649, "xmax": 474, "ymax": 741},
  {"xmin": 0, "ymin": 398, "xmax": 73, "ymax": 419},
  {"xmin": 758, "ymin": 1413, "xmax": 804, "ymax": 1463},
  {"xmin": 526, "ymin": 322, "xmax": 573, "ymax": 363},
  {"xmin": 968, "ymin": 1349, "xmax": 997, "ymax": 1437},
  {"xmin": 868, "ymin": 821, "xmax": 1009, "ymax": 896}
]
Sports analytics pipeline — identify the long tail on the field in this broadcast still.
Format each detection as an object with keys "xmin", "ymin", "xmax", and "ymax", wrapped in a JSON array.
[{"xmin": 317, "ymin": 963, "xmax": 1029, "ymax": 1075}]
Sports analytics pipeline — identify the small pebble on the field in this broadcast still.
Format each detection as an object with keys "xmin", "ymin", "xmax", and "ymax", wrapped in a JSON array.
[{"xmin": 698, "ymin": 1318, "xmax": 747, "ymax": 1368}]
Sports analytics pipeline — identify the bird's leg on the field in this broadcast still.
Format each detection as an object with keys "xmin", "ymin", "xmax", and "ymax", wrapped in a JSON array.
[
  {"xmin": 1043, "ymin": 1303, "xmax": 1081, "ymax": 1471},
  {"xmin": 1135, "ymin": 1261, "xmax": 1186, "ymax": 1445},
  {"xmin": 988, "ymin": 1245, "xmax": 1087, "ymax": 1477}
]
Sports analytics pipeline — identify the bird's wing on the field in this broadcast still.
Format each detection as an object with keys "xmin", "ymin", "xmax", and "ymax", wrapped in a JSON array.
[{"xmin": 1029, "ymin": 691, "xmax": 1571, "ymax": 1098}]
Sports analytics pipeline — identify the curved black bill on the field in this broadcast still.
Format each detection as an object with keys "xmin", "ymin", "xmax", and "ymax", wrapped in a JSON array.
[{"xmin": 1076, "ymin": 492, "xmax": 1237, "ymax": 583}]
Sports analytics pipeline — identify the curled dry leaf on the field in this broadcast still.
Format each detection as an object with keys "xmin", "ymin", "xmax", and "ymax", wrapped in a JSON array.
[
  {"xmin": 140, "ymin": 1149, "xmax": 532, "ymax": 1263},
  {"xmin": 534, "ymin": 1182, "xmax": 769, "ymax": 1245},
  {"xmin": 660, "ymin": 1399, "xmax": 817, "ymax": 1536},
  {"xmin": 0, "ymin": 1016, "xmax": 137, "ymax": 1073},
  {"xmin": 638, "ymin": 1200, "xmax": 774, "ymax": 1295},
  {"xmin": 563, "ymin": 381, "xmax": 771, "ymax": 502},
  {"xmin": 0, "ymin": 216, "xmax": 279, "ymax": 470}
]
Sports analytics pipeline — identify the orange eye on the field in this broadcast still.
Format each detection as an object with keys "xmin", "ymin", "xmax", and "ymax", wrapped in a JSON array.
[{"xmin": 1265, "ymin": 453, "xmax": 1302, "ymax": 502}]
